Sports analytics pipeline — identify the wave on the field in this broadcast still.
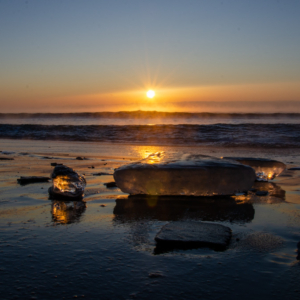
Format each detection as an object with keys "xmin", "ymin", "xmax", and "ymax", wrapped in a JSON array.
[
  {"xmin": 1, "ymin": 123, "xmax": 300, "ymax": 148},
  {"xmin": 1, "ymin": 111, "xmax": 300, "ymax": 119}
]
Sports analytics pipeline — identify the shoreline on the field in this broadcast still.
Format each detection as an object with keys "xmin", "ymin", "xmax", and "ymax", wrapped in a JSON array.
[{"xmin": 1, "ymin": 138, "xmax": 300, "ymax": 159}]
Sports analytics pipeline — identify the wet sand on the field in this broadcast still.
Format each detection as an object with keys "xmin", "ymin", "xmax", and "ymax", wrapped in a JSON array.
[{"xmin": 1, "ymin": 139, "xmax": 300, "ymax": 299}]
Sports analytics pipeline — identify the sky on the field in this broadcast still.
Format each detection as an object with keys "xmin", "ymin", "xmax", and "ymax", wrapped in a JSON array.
[{"xmin": 1, "ymin": 0, "xmax": 300, "ymax": 113}]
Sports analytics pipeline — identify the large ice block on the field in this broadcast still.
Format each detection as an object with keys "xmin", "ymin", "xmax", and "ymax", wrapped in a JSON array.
[
  {"xmin": 113, "ymin": 153, "xmax": 256, "ymax": 196},
  {"xmin": 223, "ymin": 157, "xmax": 286, "ymax": 181}
]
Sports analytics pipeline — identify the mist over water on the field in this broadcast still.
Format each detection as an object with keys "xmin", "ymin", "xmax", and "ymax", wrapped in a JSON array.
[
  {"xmin": 0, "ymin": 111, "xmax": 299, "ymax": 148},
  {"xmin": 0, "ymin": 111, "xmax": 300, "ymax": 125}
]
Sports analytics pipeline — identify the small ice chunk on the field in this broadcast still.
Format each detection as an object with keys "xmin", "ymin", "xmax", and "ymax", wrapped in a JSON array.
[
  {"xmin": 113, "ymin": 154, "xmax": 256, "ymax": 196},
  {"xmin": 49, "ymin": 165, "xmax": 86, "ymax": 199},
  {"xmin": 223, "ymin": 157, "xmax": 286, "ymax": 181},
  {"xmin": 155, "ymin": 221, "xmax": 232, "ymax": 250}
]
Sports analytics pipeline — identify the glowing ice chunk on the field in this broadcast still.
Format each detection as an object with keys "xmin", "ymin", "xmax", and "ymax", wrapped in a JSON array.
[
  {"xmin": 49, "ymin": 165, "xmax": 86, "ymax": 199},
  {"xmin": 113, "ymin": 154, "xmax": 256, "ymax": 196},
  {"xmin": 223, "ymin": 157, "xmax": 286, "ymax": 181}
]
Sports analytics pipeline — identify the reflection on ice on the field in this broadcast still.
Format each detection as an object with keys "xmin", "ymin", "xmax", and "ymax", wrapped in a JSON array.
[
  {"xmin": 113, "ymin": 196, "xmax": 255, "ymax": 224},
  {"xmin": 232, "ymin": 181, "xmax": 286, "ymax": 204},
  {"xmin": 251, "ymin": 181, "xmax": 286, "ymax": 204},
  {"xmin": 113, "ymin": 196, "xmax": 254, "ymax": 254},
  {"xmin": 223, "ymin": 157, "xmax": 286, "ymax": 181},
  {"xmin": 51, "ymin": 200, "xmax": 86, "ymax": 224}
]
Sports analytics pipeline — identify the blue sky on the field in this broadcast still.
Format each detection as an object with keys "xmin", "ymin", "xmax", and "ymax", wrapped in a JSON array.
[{"xmin": 1, "ymin": 0, "xmax": 300, "ymax": 112}]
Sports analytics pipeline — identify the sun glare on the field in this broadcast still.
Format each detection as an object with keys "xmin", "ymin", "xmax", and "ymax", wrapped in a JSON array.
[{"xmin": 146, "ymin": 90, "xmax": 155, "ymax": 98}]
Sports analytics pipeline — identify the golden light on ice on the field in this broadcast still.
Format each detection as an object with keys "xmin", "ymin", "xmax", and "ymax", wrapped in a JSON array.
[{"xmin": 146, "ymin": 90, "xmax": 155, "ymax": 98}]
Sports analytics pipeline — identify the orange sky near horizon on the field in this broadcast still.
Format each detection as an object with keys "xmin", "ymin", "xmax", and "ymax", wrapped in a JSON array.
[
  {"xmin": 1, "ymin": 81, "xmax": 299, "ymax": 113},
  {"xmin": 1, "ymin": 1, "xmax": 300, "ymax": 114}
]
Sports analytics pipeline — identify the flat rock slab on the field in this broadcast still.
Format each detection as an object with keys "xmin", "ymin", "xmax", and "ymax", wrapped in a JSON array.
[
  {"xmin": 104, "ymin": 181, "xmax": 117, "ymax": 188},
  {"xmin": 155, "ymin": 221, "xmax": 232, "ymax": 250},
  {"xmin": 114, "ymin": 154, "xmax": 256, "ymax": 196},
  {"xmin": 93, "ymin": 172, "xmax": 113, "ymax": 176},
  {"xmin": 223, "ymin": 157, "xmax": 286, "ymax": 180}
]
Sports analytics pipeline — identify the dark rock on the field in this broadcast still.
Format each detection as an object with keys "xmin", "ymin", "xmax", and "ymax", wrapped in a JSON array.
[
  {"xmin": 51, "ymin": 162, "xmax": 63, "ymax": 167},
  {"xmin": 88, "ymin": 166, "xmax": 95, "ymax": 169},
  {"xmin": 256, "ymin": 191, "xmax": 268, "ymax": 196},
  {"xmin": 93, "ymin": 172, "xmax": 113, "ymax": 176},
  {"xmin": 76, "ymin": 157, "xmax": 88, "ymax": 160},
  {"xmin": 1, "ymin": 151, "xmax": 15, "ymax": 155},
  {"xmin": 155, "ymin": 221, "xmax": 232, "ymax": 252},
  {"xmin": 148, "ymin": 272, "xmax": 164, "ymax": 278},
  {"xmin": 17, "ymin": 176, "xmax": 50, "ymax": 185},
  {"xmin": 104, "ymin": 182, "xmax": 117, "ymax": 188},
  {"xmin": 288, "ymin": 167, "xmax": 300, "ymax": 170},
  {"xmin": 42, "ymin": 156, "xmax": 53, "ymax": 159},
  {"xmin": 0, "ymin": 157, "xmax": 14, "ymax": 160}
]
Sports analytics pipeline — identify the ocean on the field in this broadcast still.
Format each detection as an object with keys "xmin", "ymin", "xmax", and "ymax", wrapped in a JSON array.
[{"xmin": 0, "ymin": 111, "xmax": 300, "ymax": 148}]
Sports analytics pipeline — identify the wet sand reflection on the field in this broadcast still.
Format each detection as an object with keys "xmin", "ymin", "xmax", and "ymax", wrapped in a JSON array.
[
  {"xmin": 113, "ymin": 196, "xmax": 255, "ymax": 223},
  {"xmin": 112, "ymin": 182, "xmax": 287, "ymax": 253},
  {"xmin": 51, "ymin": 200, "xmax": 86, "ymax": 224}
]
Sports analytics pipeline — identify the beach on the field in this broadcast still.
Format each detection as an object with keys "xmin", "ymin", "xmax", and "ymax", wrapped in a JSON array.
[
  {"xmin": 1, "ymin": 138, "xmax": 300, "ymax": 299},
  {"xmin": 2, "ymin": 0, "xmax": 300, "ymax": 298}
]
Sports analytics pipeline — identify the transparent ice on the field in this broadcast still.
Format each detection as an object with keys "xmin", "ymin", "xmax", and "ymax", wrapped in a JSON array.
[
  {"xmin": 50, "ymin": 165, "xmax": 86, "ymax": 198},
  {"xmin": 114, "ymin": 153, "xmax": 256, "ymax": 196},
  {"xmin": 53, "ymin": 175, "xmax": 86, "ymax": 194},
  {"xmin": 222, "ymin": 157, "xmax": 286, "ymax": 181}
]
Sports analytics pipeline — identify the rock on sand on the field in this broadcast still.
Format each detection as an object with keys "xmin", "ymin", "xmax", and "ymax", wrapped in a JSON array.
[{"xmin": 155, "ymin": 221, "xmax": 232, "ymax": 250}]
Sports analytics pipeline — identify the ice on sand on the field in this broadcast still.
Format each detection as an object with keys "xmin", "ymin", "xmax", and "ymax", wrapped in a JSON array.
[
  {"xmin": 49, "ymin": 165, "xmax": 86, "ymax": 199},
  {"xmin": 113, "ymin": 153, "xmax": 256, "ymax": 196},
  {"xmin": 223, "ymin": 157, "xmax": 286, "ymax": 181},
  {"xmin": 155, "ymin": 221, "xmax": 232, "ymax": 250}
]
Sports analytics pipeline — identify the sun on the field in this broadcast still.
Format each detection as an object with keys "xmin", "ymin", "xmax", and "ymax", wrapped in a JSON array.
[{"xmin": 146, "ymin": 90, "xmax": 155, "ymax": 98}]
